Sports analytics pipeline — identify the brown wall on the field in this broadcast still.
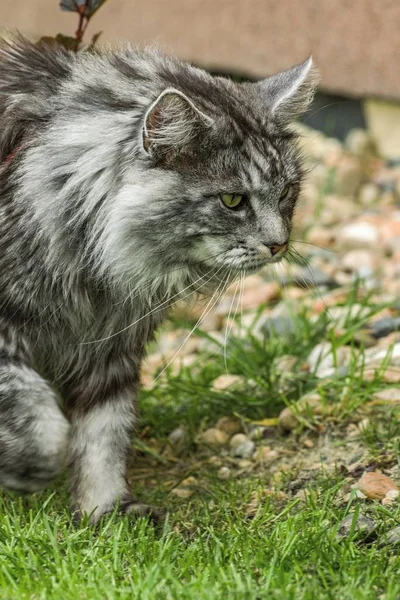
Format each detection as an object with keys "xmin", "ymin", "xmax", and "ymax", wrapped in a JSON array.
[{"xmin": 1, "ymin": 0, "xmax": 400, "ymax": 101}]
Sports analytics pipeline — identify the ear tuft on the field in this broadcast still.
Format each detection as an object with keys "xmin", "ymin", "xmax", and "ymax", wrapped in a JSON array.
[
  {"xmin": 142, "ymin": 88, "xmax": 211, "ymax": 156},
  {"xmin": 257, "ymin": 57, "xmax": 319, "ymax": 122}
]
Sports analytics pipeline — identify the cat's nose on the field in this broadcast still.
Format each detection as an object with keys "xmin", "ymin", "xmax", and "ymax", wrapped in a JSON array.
[{"xmin": 265, "ymin": 241, "xmax": 288, "ymax": 256}]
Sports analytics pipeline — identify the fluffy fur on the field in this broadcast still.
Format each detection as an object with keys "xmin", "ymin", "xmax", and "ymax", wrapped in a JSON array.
[{"xmin": 0, "ymin": 35, "xmax": 318, "ymax": 521}]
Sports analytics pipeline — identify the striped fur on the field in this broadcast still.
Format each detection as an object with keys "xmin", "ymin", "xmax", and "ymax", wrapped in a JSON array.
[{"xmin": 0, "ymin": 35, "xmax": 317, "ymax": 521}]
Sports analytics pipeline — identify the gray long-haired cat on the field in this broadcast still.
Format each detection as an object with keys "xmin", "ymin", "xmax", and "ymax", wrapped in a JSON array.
[{"xmin": 0, "ymin": 36, "xmax": 318, "ymax": 522}]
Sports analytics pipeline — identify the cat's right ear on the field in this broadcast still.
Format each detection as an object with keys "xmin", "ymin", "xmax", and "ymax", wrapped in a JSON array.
[{"xmin": 141, "ymin": 88, "xmax": 212, "ymax": 156}]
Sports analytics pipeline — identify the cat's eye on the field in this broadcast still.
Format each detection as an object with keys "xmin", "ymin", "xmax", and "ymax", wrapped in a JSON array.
[
  {"xmin": 220, "ymin": 193, "xmax": 244, "ymax": 209},
  {"xmin": 280, "ymin": 185, "xmax": 291, "ymax": 200}
]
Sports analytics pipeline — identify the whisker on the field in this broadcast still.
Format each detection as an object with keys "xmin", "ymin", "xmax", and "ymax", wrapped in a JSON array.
[
  {"xmin": 286, "ymin": 248, "xmax": 339, "ymax": 327},
  {"xmin": 79, "ymin": 265, "xmax": 225, "ymax": 345},
  {"xmin": 154, "ymin": 271, "xmax": 232, "ymax": 381},
  {"xmin": 223, "ymin": 272, "xmax": 240, "ymax": 372},
  {"xmin": 290, "ymin": 239, "xmax": 336, "ymax": 254}
]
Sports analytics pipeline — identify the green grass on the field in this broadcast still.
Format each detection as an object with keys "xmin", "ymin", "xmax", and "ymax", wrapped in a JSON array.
[{"xmin": 1, "ymin": 288, "xmax": 400, "ymax": 599}]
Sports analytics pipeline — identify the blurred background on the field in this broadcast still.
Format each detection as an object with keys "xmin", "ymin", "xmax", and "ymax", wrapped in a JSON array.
[{"xmin": 3, "ymin": 0, "xmax": 400, "ymax": 155}]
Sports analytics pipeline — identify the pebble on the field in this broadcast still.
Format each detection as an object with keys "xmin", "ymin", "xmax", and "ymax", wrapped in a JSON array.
[
  {"xmin": 341, "ymin": 249, "xmax": 378, "ymax": 276},
  {"xmin": 373, "ymin": 388, "xmax": 400, "ymax": 403},
  {"xmin": 212, "ymin": 375, "xmax": 243, "ymax": 391},
  {"xmin": 381, "ymin": 489, "xmax": 399, "ymax": 506},
  {"xmin": 252, "ymin": 447, "xmax": 279, "ymax": 464},
  {"xmin": 170, "ymin": 488, "xmax": 193, "ymax": 499},
  {"xmin": 339, "ymin": 222, "xmax": 380, "ymax": 248},
  {"xmin": 218, "ymin": 466, "xmax": 231, "ymax": 480},
  {"xmin": 307, "ymin": 342, "xmax": 351, "ymax": 378},
  {"xmin": 231, "ymin": 440, "xmax": 255, "ymax": 459},
  {"xmin": 237, "ymin": 459, "xmax": 253, "ymax": 469},
  {"xmin": 215, "ymin": 416, "xmax": 242, "ymax": 436},
  {"xmin": 334, "ymin": 157, "xmax": 363, "ymax": 197},
  {"xmin": 369, "ymin": 317, "xmax": 400, "ymax": 339},
  {"xmin": 345, "ymin": 128, "xmax": 377, "ymax": 158},
  {"xmin": 197, "ymin": 428, "xmax": 229, "ymax": 447},
  {"xmin": 365, "ymin": 343, "xmax": 400, "ymax": 366},
  {"xmin": 336, "ymin": 514, "xmax": 376, "ymax": 540},
  {"xmin": 168, "ymin": 427, "xmax": 186, "ymax": 447},
  {"xmin": 261, "ymin": 316, "xmax": 296, "ymax": 339},
  {"xmin": 248, "ymin": 425, "xmax": 276, "ymax": 441},
  {"xmin": 228, "ymin": 433, "xmax": 247, "ymax": 448},
  {"xmin": 358, "ymin": 182, "xmax": 380, "ymax": 206},
  {"xmin": 278, "ymin": 393, "xmax": 325, "ymax": 431},
  {"xmin": 240, "ymin": 282, "xmax": 281, "ymax": 309},
  {"xmin": 288, "ymin": 265, "xmax": 338, "ymax": 289},
  {"xmin": 356, "ymin": 471, "xmax": 398, "ymax": 500},
  {"xmin": 380, "ymin": 525, "xmax": 400, "ymax": 547},
  {"xmin": 363, "ymin": 366, "xmax": 400, "ymax": 383},
  {"xmin": 181, "ymin": 476, "xmax": 197, "ymax": 487},
  {"xmin": 275, "ymin": 355, "xmax": 298, "ymax": 373}
]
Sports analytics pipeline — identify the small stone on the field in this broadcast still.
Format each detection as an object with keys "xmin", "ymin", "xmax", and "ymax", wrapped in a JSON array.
[
  {"xmin": 197, "ymin": 428, "xmax": 229, "ymax": 447},
  {"xmin": 218, "ymin": 466, "xmax": 231, "ymax": 480},
  {"xmin": 231, "ymin": 440, "xmax": 255, "ymax": 459},
  {"xmin": 170, "ymin": 488, "xmax": 193, "ymax": 499},
  {"xmin": 357, "ymin": 418, "xmax": 370, "ymax": 434},
  {"xmin": 339, "ymin": 222, "xmax": 380, "ymax": 249},
  {"xmin": 240, "ymin": 282, "xmax": 281, "ymax": 309},
  {"xmin": 252, "ymin": 446, "xmax": 279, "ymax": 464},
  {"xmin": 369, "ymin": 317, "xmax": 400, "ymax": 339},
  {"xmin": 334, "ymin": 156, "xmax": 363, "ymax": 196},
  {"xmin": 248, "ymin": 425, "xmax": 276, "ymax": 441},
  {"xmin": 364, "ymin": 367, "xmax": 400, "ymax": 384},
  {"xmin": 229, "ymin": 433, "xmax": 249, "ymax": 450},
  {"xmin": 307, "ymin": 342, "xmax": 351, "ymax": 378},
  {"xmin": 365, "ymin": 343, "xmax": 400, "ymax": 366},
  {"xmin": 380, "ymin": 525, "xmax": 400, "ymax": 547},
  {"xmin": 238, "ymin": 458, "xmax": 253, "ymax": 470},
  {"xmin": 278, "ymin": 407, "xmax": 298, "ymax": 431},
  {"xmin": 212, "ymin": 374, "xmax": 243, "ymax": 391},
  {"xmin": 373, "ymin": 388, "xmax": 400, "ymax": 403},
  {"xmin": 356, "ymin": 471, "xmax": 398, "ymax": 500},
  {"xmin": 261, "ymin": 316, "xmax": 296, "ymax": 339},
  {"xmin": 181, "ymin": 476, "xmax": 197, "ymax": 487},
  {"xmin": 168, "ymin": 427, "xmax": 186, "ymax": 446},
  {"xmin": 293, "ymin": 265, "xmax": 338, "ymax": 289},
  {"xmin": 358, "ymin": 182, "xmax": 380, "ymax": 207},
  {"xmin": 215, "ymin": 416, "xmax": 242, "ymax": 436},
  {"xmin": 278, "ymin": 393, "xmax": 325, "ymax": 431},
  {"xmin": 208, "ymin": 455, "xmax": 222, "ymax": 466},
  {"xmin": 276, "ymin": 355, "xmax": 297, "ymax": 373},
  {"xmin": 345, "ymin": 128, "xmax": 377, "ymax": 157},
  {"xmin": 307, "ymin": 226, "xmax": 337, "ymax": 248},
  {"xmin": 336, "ymin": 514, "xmax": 376, "ymax": 540},
  {"xmin": 341, "ymin": 250, "xmax": 378, "ymax": 276},
  {"xmin": 303, "ymin": 438, "xmax": 314, "ymax": 449},
  {"xmin": 381, "ymin": 489, "xmax": 399, "ymax": 506}
]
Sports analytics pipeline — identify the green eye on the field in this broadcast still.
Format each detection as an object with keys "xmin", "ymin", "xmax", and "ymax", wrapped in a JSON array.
[
  {"xmin": 220, "ymin": 193, "xmax": 244, "ymax": 209},
  {"xmin": 280, "ymin": 185, "xmax": 291, "ymax": 200}
]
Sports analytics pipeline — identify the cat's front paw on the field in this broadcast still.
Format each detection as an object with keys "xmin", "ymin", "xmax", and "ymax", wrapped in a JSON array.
[
  {"xmin": 73, "ymin": 499, "xmax": 165, "ymax": 525},
  {"xmin": 119, "ymin": 500, "xmax": 166, "ymax": 524}
]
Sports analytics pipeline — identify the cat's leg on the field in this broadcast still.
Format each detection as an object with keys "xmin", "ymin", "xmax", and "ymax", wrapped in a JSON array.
[
  {"xmin": 0, "ymin": 339, "xmax": 70, "ymax": 493},
  {"xmin": 68, "ymin": 381, "xmax": 160, "ymax": 523}
]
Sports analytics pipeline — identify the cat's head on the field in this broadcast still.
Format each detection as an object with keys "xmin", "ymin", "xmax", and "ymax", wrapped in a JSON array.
[{"xmin": 98, "ymin": 55, "xmax": 318, "ymax": 293}]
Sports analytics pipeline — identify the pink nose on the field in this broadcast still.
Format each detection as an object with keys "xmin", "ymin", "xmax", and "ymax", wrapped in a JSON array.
[{"xmin": 268, "ymin": 243, "xmax": 288, "ymax": 256}]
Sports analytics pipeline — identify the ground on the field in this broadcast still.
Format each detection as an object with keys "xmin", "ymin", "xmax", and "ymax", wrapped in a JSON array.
[{"xmin": 1, "ymin": 126, "xmax": 400, "ymax": 599}]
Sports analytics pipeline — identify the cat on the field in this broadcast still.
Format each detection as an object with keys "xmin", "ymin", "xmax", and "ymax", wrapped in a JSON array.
[{"xmin": 0, "ymin": 35, "xmax": 318, "ymax": 523}]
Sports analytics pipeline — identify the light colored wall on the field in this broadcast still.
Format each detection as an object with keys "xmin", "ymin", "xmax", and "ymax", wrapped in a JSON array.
[{"xmin": 1, "ymin": 0, "xmax": 399, "ymax": 101}]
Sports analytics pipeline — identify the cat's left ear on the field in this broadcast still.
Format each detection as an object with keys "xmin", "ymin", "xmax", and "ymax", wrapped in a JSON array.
[
  {"xmin": 256, "ymin": 57, "xmax": 319, "ymax": 122},
  {"xmin": 142, "ymin": 88, "xmax": 212, "ymax": 156}
]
